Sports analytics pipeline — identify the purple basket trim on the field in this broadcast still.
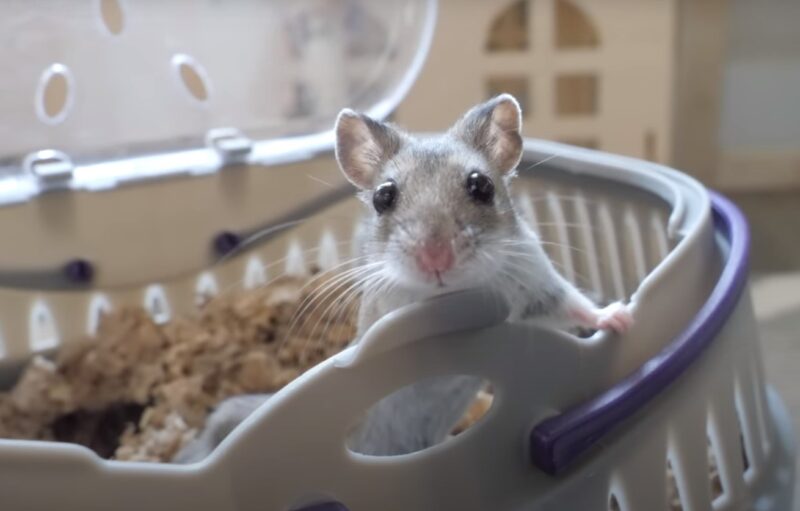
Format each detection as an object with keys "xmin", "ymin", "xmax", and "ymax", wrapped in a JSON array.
[{"xmin": 529, "ymin": 191, "xmax": 750, "ymax": 476}]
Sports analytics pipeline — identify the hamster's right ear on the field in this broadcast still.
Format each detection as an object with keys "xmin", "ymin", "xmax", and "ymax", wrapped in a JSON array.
[{"xmin": 335, "ymin": 109, "xmax": 403, "ymax": 189}]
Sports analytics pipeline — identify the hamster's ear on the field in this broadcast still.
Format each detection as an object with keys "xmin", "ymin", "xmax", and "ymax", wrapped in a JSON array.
[
  {"xmin": 451, "ymin": 94, "xmax": 523, "ymax": 174},
  {"xmin": 335, "ymin": 109, "xmax": 403, "ymax": 189}
]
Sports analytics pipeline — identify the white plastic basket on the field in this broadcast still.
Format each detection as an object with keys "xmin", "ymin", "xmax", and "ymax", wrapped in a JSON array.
[
  {"xmin": 0, "ymin": 140, "xmax": 794, "ymax": 511},
  {"xmin": 0, "ymin": 2, "xmax": 794, "ymax": 510}
]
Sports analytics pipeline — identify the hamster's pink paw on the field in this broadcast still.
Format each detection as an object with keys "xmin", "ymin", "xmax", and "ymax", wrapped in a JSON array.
[{"xmin": 596, "ymin": 302, "xmax": 633, "ymax": 334}]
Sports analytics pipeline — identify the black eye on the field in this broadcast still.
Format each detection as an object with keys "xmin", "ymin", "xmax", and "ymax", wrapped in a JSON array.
[
  {"xmin": 373, "ymin": 179, "xmax": 398, "ymax": 214},
  {"xmin": 466, "ymin": 171, "xmax": 494, "ymax": 204}
]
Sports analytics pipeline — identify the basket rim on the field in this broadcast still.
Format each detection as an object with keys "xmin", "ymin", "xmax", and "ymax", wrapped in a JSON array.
[{"xmin": 529, "ymin": 190, "xmax": 750, "ymax": 475}]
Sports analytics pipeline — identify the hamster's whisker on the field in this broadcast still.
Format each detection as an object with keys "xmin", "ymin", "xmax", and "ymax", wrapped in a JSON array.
[
  {"xmin": 294, "ymin": 270, "xmax": 381, "ymax": 360},
  {"xmin": 281, "ymin": 263, "xmax": 381, "ymax": 351},
  {"xmin": 214, "ymin": 239, "xmax": 357, "ymax": 299},
  {"xmin": 476, "ymin": 250, "xmax": 507, "ymax": 313},
  {"xmin": 517, "ymin": 152, "xmax": 565, "ymax": 173},
  {"xmin": 298, "ymin": 282, "xmax": 363, "ymax": 363},
  {"xmin": 286, "ymin": 256, "xmax": 375, "ymax": 317},
  {"xmin": 524, "ymin": 193, "xmax": 611, "ymax": 208},
  {"xmin": 285, "ymin": 265, "xmax": 377, "ymax": 341},
  {"xmin": 302, "ymin": 271, "xmax": 385, "ymax": 356},
  {"xmin": 215, "ymin": 218, "xmax": 310, "ymax": 265},
  {"xmin": 306, "ymin": 174, "xmax": 336, "ymax": 189},
  {"xmin": 495, "ymin": 238, "xmax": 590, "ymax": 257},
  {"xmin": 494, "ymin": 248, "xmax": 593, "ymax": 289},
  {"xmin": 522, "ymin": 221, "xmax": 601, "ymax": 231},
  {"xmin": 289, "ymin": 262, "xmax": 380, "ymax": 328}
]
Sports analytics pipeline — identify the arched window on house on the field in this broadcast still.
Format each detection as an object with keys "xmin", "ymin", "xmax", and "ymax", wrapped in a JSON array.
[
  {"xmin": 555, "ymin": 0, "xmax": 599, "ymax": 49},
  {"xmin": 486, "ymin": 0, "xmax": 529, "ymax": 52}
]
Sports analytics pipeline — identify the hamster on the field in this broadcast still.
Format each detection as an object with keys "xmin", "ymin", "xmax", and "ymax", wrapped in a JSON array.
[{"xmin": 173, "ymin": 94, "xmax": 632, "ymax": 463}]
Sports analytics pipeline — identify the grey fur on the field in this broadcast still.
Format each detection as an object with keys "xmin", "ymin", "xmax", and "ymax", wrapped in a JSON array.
[
  {"xmin": 173, "ymin": 95, "xmax": 623, "ymax": 464},
  {"xmin": 347, "ymin": 375, "xmax": 485, "ymax": 456},
  {"xmin": 173, "ymin": 394, "xmax": 272, "ymax": 464}
]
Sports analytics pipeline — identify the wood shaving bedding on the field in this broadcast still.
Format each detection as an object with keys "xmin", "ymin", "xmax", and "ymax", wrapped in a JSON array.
[{"xmin": 0, "ymin": 274, "xmax": 357, "ymax": 462}]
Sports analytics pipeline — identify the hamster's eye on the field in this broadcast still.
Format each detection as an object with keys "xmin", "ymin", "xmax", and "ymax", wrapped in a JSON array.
[
  {"xmin": 466, "ymin": 171, "xmax": 494, "ymax": 204},
  {"xmin": 373, "ymin": 179, "xmax": 398, "ymax": 214}
]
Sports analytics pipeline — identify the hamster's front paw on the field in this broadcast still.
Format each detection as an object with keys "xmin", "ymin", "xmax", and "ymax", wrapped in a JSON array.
[{"xmin": 595, "ymin": 302, "xmax": 633, "ymax": 334}]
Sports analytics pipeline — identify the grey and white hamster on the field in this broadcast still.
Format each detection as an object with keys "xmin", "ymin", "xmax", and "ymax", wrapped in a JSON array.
[{"xmin": 173, "ymin": 94, "xmax": 632, "ymax": 463}]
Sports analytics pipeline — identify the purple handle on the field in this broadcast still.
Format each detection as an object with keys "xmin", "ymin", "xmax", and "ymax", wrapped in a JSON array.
[{"xmin": 529, "ymin": 191, "xmax": 750, "ymax": 475}]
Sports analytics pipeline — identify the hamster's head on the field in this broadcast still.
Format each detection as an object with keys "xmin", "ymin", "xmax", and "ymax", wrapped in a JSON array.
[{"xmin": 335, "ymin": 94, "xmax": 525, "ymax": 293}]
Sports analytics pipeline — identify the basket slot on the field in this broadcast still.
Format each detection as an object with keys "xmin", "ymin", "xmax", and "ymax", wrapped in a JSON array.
[
  {"xmin": 747, "ymin": 364, "xmax": 772, "ymax": 457},
  {"xmin": 195, "ymin": 272, "xmax": 220, "ymax": 305},
  {"xmin": 143, "ymin": 285, "xmax": 171, "ymax": 324},
  {"xmin": 350, "ymin": 220, "xmax": 366, "ymax": 264},
  {"xmin": 86, "ymin": 294, "xmax": 112, "ymax": 335},
  {"xmin": 571, "ymin": 192, "xmax": 604, "ymax": 302},
  {"xmin": 738, "ymin": 321, "xmax": 773, "ymax": 459},
  {"xmin": 608, "ymin": 492, "xmax": 623, "ymax": 511},
  {"xmin": 285, "ymin": 239, "xmax": 308, "ymax": 276},
  {"xmin": 515, "ymin": 192, "xmax": 539, "ymax": 234},
  {"xmin": 545, "ymin": 192, "xmax": 575, "ymax": 285},
  {"xmin": 29, "ymin": 300, "xmax": 59, "ymax": 352},
  {"xmin": 596, "ymin": 202, "xmax": 626, "ymax": 301},
  {"xmin": 316, "ymin": 230, "xmax": 340, "ymax": 271},
  {"xmin": 531, "ymin": 194, "xmax": 559, "ymax": 264},
  {"xmin": 714, "ymin": 388, "xmax": 750, "ymax": 502},
  {"xmin": 733, "ymin": 378, "xmax": 762, "ymax": 479},
  {"xmin": 666, "ymin": 458, "xmax": 687, "ymax": 511},
  {"xmin": 608, "ymin": 477, "xmax": 631, "ymax": 511},
  {"xmin": 622, "ymin": 208, "xmax": 647, "ymax": 286},
  {"xmin": 649, "ymin": 211, "xmax": 671, "ymax": 265},
  {"xmin": 668, "ymin": 410, "xmax": 715, "ymax": 510},
  {"xmin": 614, "ymin": 434, "xmax": 668, "ymax": 511},
  {"xmin": 244, "ymin": 255, "xmax": 268, "ymax": 289},
  {"xmin": 706, "ymin": 431, "xmax": 726, "ymax": 507},
  {"xmin": 707, "ymin": 402, "xmax": 748, "ymax": 508}
]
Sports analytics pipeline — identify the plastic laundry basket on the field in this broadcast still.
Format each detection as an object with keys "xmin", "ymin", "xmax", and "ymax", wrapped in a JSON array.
[{"xmin": 0, "ymin": 1, "xmax": 794, "ymax": 510}]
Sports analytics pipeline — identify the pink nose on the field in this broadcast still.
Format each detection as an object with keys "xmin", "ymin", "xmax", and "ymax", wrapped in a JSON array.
[{"xmin": 415, "ymin": 240, "xmax": 455, "ymax": 275}]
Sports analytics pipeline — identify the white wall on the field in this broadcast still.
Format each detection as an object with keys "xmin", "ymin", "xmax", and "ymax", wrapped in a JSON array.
[{"xmin": 719, "ymin": 0, "xmax": 800, "ymax": 150}]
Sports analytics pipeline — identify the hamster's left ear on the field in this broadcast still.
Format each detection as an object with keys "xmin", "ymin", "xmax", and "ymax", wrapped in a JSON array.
[{"xmin": 450, "ymin": 94, "xmax": 523, "ymax": 175}]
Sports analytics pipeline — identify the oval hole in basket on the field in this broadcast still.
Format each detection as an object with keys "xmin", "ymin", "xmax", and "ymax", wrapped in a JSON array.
[
  {"xmin": 36, "ymin": 64, "xmax": 74, "ymax": 124},
  {"xmin": 98, "ymin": 0, "xmax": 125, "ymax": 35},
  {"xmin": 346, "ymin": 375, "xmax": 494, "ymax": 456},
  {"xmin": 172, "ymin": 54, "xmax": 210, "ymax": 102}
]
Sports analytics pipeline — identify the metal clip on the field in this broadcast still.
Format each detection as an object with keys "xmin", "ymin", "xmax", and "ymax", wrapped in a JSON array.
[
  {"xmin": 205, "ymin": 128, "xmax": 253, "ymax": 165},
  {"xmin": 24, "ymin": 150, "xmax": 74, "ymax": 191}
]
